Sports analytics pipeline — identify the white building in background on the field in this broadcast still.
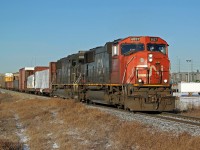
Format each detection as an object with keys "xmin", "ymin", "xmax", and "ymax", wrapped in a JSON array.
[{"xmin": 171, "ymin": 71, "xmax": 200, "ymax": 83}]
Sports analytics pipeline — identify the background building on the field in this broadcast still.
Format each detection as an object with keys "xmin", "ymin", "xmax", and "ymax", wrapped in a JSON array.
[{"xmin": 171, "ymin": 71, "xmax": 200, "ymax": 83}]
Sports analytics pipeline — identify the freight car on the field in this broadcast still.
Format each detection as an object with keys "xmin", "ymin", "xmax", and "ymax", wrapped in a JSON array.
[
  {"xmin": 52, "ymin": 36, "xmax": 175, "ymax": 111},
  {"xmin": 34, "ymin": 69, "xmax": 50, "ymax": 95},
  {"xmin": 0, "ymin": 73, "xmax": 19, "ymax": 90},
  {"xmin": 0, "ymin": 74, "xmax": 5, "ymax": 88},
  {"xmin": 4, "ymin": 73, "xmax": 14, "ymax": 90},
  {"xmin": 24, "ymin": 66, "xmax": 49, "ymax": 95},
  {"xmin": 19, "ymin": 67, "xmax": 34, "ymax": 92},
  {"xmin": 13, "ymin": 73, "xmax": 19, "ymax": 91}
]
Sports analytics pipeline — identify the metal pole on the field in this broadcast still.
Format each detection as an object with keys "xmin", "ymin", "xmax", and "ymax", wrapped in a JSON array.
[
  {"xmin": 178, "ymin": 58, "xmax": 180, "ymax": 73},
  {"xmin": 191, "ymin": 60, "xmax": 193, "ymax": 82},
  {"xmin": 186, "ymin": 60, "xmax": 191, "ymax": 82}
]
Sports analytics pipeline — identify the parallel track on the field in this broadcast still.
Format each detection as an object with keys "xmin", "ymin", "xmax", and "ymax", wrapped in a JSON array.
[
  {"xmin": 84, "ymin": 100, "xmax": 200, "ymax": 127},
  {"xmin": 86, "ymin": 101, "xmax": 200, "ymax": 127},
  {"xmin": 137, "ymin": 112, "xmax": 200, "ymax": 127}
]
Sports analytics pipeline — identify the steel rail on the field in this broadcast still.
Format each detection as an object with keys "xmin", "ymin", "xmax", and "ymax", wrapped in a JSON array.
[{"xmin": 137, "ymin": 112, "xmax": 200, "ymax": 127}]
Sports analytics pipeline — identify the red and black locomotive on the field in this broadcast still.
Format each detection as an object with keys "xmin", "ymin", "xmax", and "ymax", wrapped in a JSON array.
[{"xmin": 52, "ymin": 36, "xmax": 175, "ymax": 111}]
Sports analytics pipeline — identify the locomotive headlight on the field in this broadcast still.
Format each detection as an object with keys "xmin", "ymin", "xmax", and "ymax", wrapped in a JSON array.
[
  {"xmin": 138, "ymin": 79, "xmax": 142, "ymax": 83},
  {"xmin": 148, "ymin": 54, "xmax": 153, "ymax": 62},
  {"xmin": 164, "ymin": 79, "xmax": 168, "ymax": 83}
]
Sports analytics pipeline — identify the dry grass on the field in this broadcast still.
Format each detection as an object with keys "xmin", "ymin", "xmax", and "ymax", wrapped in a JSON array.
[
  {"xmin": 0, "ymin": 93, "xmax": 23, "ymax": 150},
  {"xmin": 182, "ymin": 106, "xmax": 200, "ymax": 117},
  {"xmin": 0, "ymin": 139, "xmax": 23, "ymax": 150},
  {"xmin": 1, "ymin": 91, "xmax": 200, "ymax": 150},
  {"xmin": 0, "ymin": 93, "xmax": 14, "ymax": 104},
  {"xmin": 112, "ymin": 123, "xmax": 200, "ymax": 150}
]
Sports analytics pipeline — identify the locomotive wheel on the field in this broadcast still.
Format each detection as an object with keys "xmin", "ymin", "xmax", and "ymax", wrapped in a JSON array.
[
  {"xmin": 117, "ymin": 105, "xmax": 123, "ymax": 109},
  {"xmin": 86, "ymin": 99, "xmax": 91, "ymax": 105},
  {"xmin": 124, "ymin": 106, "xmax": 130, "ymax": 111}
]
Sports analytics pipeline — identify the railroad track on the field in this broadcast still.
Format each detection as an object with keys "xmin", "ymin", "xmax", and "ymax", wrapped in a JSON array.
[
  {"xmin": 86, "ymin": 102, "xmax": 200, "ymax": 127},
  {"xmin": 137, "ymin": 112, "xmax": 200, "ymax": 127},
  {"xmin": 81, "ymin": 100, "xmax": 200, "ymax": 127}
]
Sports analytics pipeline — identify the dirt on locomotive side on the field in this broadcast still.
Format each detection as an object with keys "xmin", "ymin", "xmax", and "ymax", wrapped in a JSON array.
[{"xmin": 0, "ymin": 90, "xmax": 200, "ymax": 150}]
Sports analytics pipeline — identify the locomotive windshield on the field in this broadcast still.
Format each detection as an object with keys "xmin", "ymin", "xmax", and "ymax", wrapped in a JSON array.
[
  {"xmin": 121, "ymin": 44, "xmax": 144, "ymax": 55},
  {"xmin": 147, "ymin": 44, "xmax": 166, "ymax": 54}
]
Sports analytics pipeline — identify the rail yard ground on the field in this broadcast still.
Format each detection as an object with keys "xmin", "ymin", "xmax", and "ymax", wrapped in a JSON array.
[{"xmin": 0, "ymin": 90, "xmax": 200, "ymax": 150}]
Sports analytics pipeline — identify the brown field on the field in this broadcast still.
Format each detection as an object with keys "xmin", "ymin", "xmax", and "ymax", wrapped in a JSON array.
[{"xmin": 0, "ymin": 91, "xmax": 200, "ymax": 150}]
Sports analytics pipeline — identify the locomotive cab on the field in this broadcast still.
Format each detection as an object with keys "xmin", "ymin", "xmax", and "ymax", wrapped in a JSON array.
[{"xmin": 111, "ymin": 36, "xmax": 170, "ymax": 85}]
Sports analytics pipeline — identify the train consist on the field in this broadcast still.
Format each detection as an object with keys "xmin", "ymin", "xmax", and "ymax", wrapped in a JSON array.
[{"xmin": 0, "ymin": 36, "xmax": 175, "ymax": 111}]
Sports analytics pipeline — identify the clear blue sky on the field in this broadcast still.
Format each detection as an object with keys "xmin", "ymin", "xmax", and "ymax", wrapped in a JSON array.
[{"xmin": 0, "ymin": 0, "xmax": 200, "ymax": 73}]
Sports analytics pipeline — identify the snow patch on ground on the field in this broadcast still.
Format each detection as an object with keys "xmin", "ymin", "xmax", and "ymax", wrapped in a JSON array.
[
  {"xmin": 49, "ymin": 110, "xmax": 61, "ymax": 149},
  {"xmin": 14, "ymin": 114, "xmax": 30, "ymax": 150},
  {"xmin": 0, "ymin": 90, "xmax": 5, "ymax": 94},
  {"xmin": 175, "ymin": 93, "xmax": 200, "ymax": 110},
  {"xmin": 52, "ymin": 143, "xmax": 59, "ymax": 149}
]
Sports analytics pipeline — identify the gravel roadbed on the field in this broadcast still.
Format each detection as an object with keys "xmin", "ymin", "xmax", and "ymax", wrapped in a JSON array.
[{"xmin": 88, "ymin": 105, "xmax": 200, "ymax": 136}]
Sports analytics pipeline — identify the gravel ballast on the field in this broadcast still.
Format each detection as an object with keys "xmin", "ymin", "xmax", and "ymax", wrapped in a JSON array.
[{"xmin": 88, "ymin": 105, "xmax": 200, "ymax": 136}]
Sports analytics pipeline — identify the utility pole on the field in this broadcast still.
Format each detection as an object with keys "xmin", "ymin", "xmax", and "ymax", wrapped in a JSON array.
[
  {"xmin": 191, "ymin": 59, "xmax": 193, "ymax": 81},
  {"xmin": 186, "ymin": 59, "xmax": 191, "ymax": 82}
]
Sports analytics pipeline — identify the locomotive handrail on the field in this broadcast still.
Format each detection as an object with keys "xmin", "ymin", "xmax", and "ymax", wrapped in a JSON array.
[
  {"xmin": 122, "ymin": 56, "xmax": 135, "ymax": 84},
  {"xmin": 74, "ymin": 73, "xmax": 82, "ymax": 84}
]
